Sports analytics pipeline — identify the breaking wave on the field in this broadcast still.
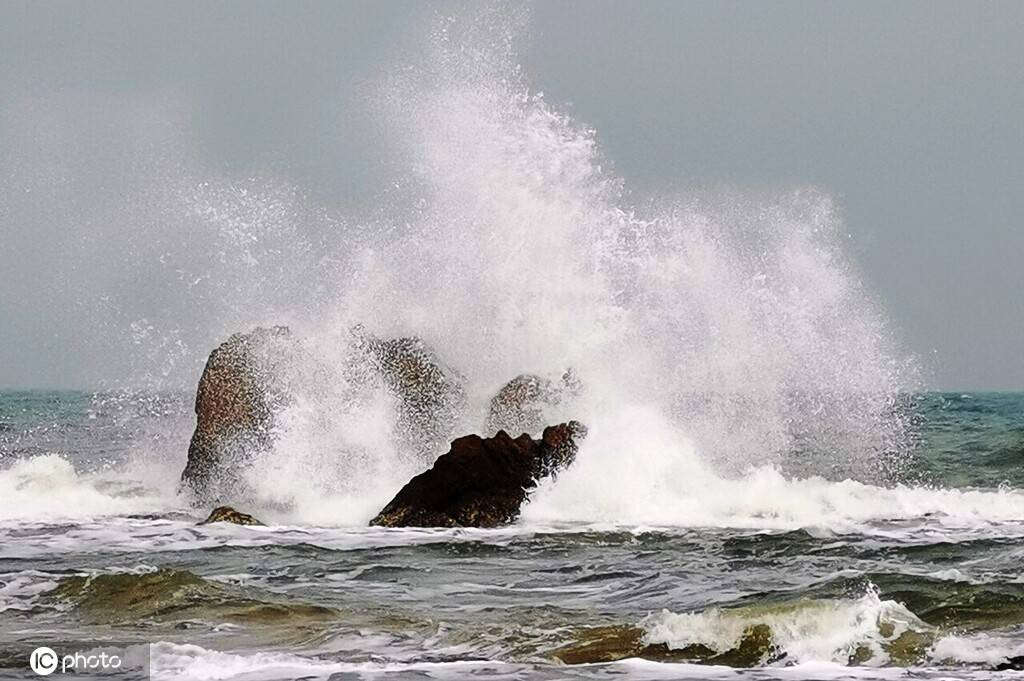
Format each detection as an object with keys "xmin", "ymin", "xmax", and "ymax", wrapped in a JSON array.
[
  {"xmin": 170, "ymin": 5, "xmax": 922, "ymax": 523},
  {"xmin": 0, "ymin": 455, "xmax": 165, "ymax": 522},
  {"xmin": 0, "ymin": 5, "xmax": 946, "ymax": 531}
]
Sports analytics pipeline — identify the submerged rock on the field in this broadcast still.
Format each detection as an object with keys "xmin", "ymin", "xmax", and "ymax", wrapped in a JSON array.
[
  {"xmin": 553, "ymin": 623, "xmax": 781, "ymax": 667},
  {"xmin": 706, "ymin": 624, "xmax": 780, "ymax": 667},
  {"xmin": 370, "ymin": 421, "xmax": 587, "ymax": 528},
  {"xmin": 200, "ymin": 506, "xmax": 263, "ymax": 526},
  {"xmin": 51, "ymin": 568, "xmax": 336, "ymax": 626},
  {"xmin": 349, "ymin": 325, "xmax": 467, "ymax": 460},
  {"xmin": 52, "ymin": 569, "xmax": 221, "ymax": 624},
  {"xmin": 551, "ymin": 625, "xmax": 647, "ymax": 665},
  {"xmin": 180, "ymin": 326, "xmax": 293, "ymax": 505},
  {"xmin": 486, "ymin": 370, "xmax": 581, "ymax": 436}
]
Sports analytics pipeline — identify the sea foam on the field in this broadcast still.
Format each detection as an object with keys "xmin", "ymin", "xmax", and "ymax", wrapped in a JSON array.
[
  {"xmin": 2, "ymin": 5, "xmax": 929, "ymax": 530},
  {"xmin": 0, "ymin": 454, "xmax": 165, "ymax": 521},
  {"xmin": 216, "ymin": 6, "xmax": 922, "ymax": 522}
]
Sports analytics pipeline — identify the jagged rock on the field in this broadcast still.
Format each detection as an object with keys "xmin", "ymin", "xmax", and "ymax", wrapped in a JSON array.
[
  {"xmin": 487, "ymin": 370, "xmax": 581, "ymax": 436},
  {"xmin": 180, "ymin": 327, "xmax": 293, "ymax": 505},
  {"xmin": 200, "ymin": 506, "xmax": 264, "ymax": 526},
  {"xmin": 370, "ymin": 421, "xmax": 587, "ymax": 528},
  {"xmin": 349, "ymin": 325, "xmax": 467, "ymax": 460}
]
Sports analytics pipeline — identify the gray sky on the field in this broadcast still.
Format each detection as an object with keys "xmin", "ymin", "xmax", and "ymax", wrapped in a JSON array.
[{"xmin": 1, "ymin": 1, "xmax": 1022, "ymax": 390}]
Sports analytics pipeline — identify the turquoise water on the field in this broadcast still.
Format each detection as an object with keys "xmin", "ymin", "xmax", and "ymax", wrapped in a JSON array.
[
  {"xmin": 912, "ymin": 393, "xmax": 1024, "ymax": 487},
  {"xmin": 5, "ymin": 390, "xmax": 1021, "ymax": 486}
]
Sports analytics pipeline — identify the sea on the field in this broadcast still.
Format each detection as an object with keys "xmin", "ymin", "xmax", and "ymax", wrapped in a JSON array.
[
  {"xmin": 0, "ymin": 390, "xmax": 1023, "ymax": 680},
  {"xmin": 3, "ymin": 6, "xmax": 1022, "ymax": 680}
]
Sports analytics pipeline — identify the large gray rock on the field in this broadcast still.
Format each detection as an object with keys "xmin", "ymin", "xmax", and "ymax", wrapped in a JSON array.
[
  {"xmin": 349, "ymin": 326, "xmax": 467, "ymax": 461},
  {"xmin": 487, "ymin": 370, "xmax": 581, "ymax": 436},
  {"xmin": 180, "ymin": 327, "xmax": 293, "ymax": 505}
]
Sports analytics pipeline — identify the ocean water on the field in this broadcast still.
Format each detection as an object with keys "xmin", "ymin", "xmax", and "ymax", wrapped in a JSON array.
[
  {"xmin": 1, "ymin": 391, "xmax": 1023, "ymax": 680},
  {"xmin": 3, "ymin": 6, "xmax": 1022, "ymax": 680}
]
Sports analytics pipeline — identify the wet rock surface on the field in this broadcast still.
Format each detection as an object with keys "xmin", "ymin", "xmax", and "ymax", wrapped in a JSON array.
[
  {"xmin": 553, "ymin": 622, "xmax": 781, "ymax": 666},
  {"xmin": 180, "ymin": 326, "xmax": 293, "ymax": 505},
  {"xmin": 371, "ymin": 421, "xmax": 586, "ymax": 528},
  {"xmin": 996, "ymin": 655, "xmax": 1024, "ymax": 671},
  {"xmin": 200, "ymin": 506, "xmax": 264, "ymax": 526},
  {"xmin": 486, "ymin": 370, "xmax": 581, "ymax": 436},
  {"xmin": 349, "ymin": 326, "xmax": 467, "ymax": 460}
]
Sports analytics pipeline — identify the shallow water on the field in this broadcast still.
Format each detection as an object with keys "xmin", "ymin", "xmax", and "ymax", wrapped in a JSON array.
[{"xmin": 1, "ymin": 391, "xmax": 1023, "ymax": 679}]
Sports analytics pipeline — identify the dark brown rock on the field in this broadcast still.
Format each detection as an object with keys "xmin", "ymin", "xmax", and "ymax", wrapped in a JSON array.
[
  {"xmin": 180, "ymin": 327, "xmax": 293, "ymax": 505},
  {"xmin": 200, "ymin": 506, "xmax": 264, "ymax": 526},
  {"xmin": 997, "ymin": 656, "xmax": 1024, "ymax": 671},
  {"xmin": 370, "ymin": 421, "xmax": 587, "ymax": 528}
]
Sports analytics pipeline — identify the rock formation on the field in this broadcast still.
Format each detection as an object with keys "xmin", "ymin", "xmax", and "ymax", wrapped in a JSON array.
[
  {"xmin": 180, "ymin": 324, "xmax": 470, "ymax": 505},
  {"xmin": 200, "ymin": 506, "xmax": 264, "ymax": 526},
  {"xmin": 180, "ymin": 326, "xmax": 293, "ymax": 505},
  {"xmin": 370, "ymin": 421, "xmax": 586, "ymax": 528},
  {"xmin": 349, "ymin": 325, "xmax": 467, "ymax": 460},
  {"xmin": 486, "ymin": 370, "xmax": 581, "ymax": 436}
]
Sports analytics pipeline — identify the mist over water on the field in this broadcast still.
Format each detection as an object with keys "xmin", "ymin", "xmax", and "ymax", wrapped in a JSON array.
[
  {"xmin": 2, "ymin": 7, "xmax": 920, "ymax": 524},
  {"xmin": 244, "ymin": 6, "xmax": 920, "ymax": 519}
]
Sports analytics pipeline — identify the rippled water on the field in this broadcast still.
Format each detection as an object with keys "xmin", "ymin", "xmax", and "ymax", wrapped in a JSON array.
[{"xmin": 0, "ymin": 391, "xmax": 1023, "ymax": 680}]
